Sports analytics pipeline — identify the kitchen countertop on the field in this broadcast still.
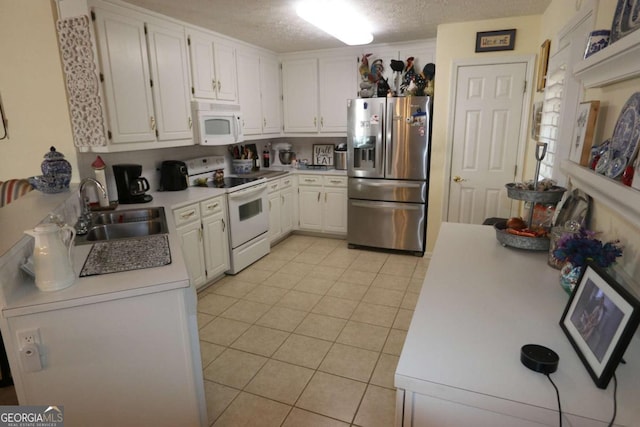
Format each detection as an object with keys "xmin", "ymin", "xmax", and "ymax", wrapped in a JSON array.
[{"xmin": 0, "ymin": 168, "xmax": 348, "ymax": 316}]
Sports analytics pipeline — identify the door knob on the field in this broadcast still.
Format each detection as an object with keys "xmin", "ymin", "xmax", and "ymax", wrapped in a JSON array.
[{"xmin": 453, "ymin": 176, "xmax": 467, "ymax": 183}]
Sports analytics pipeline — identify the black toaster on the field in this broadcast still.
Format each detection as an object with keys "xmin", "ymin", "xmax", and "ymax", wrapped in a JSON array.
[{"xmin": 159, "ymin": 160, "xmax": 188, "ymax": 191}]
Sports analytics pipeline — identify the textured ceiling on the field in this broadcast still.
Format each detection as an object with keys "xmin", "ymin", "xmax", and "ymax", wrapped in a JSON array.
[{"xmin": 123, "ymin": 0, "xmax": 551, "ymax": 53}]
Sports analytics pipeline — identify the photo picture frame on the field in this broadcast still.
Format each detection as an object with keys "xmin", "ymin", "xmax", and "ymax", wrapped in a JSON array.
[
  {"xmin": 560, "ymin": 262, "xmax": 640, "ymax": 389},
  {"xmin": 537, "ymin": 39, "xmax": 551, "ymax": 92},
  {"xmin": 531, "ymin": 101, "xmax": 543, "ymax": 140},
  {"xmin": 312, "ymin": 144, "xmax": 334, "ymax": 166},
  {"xmin": 475, "ymin": 29, "xmax": 516, "ymax": 52},
  {"xmin": 570, "ymin": 101, "xmax": 600, "ymax": 166}
]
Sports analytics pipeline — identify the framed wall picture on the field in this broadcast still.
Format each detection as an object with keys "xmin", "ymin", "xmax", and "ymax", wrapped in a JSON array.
[
  {"xmin": 312, "ymin": 144, "xmax": 334, "ymax": 166},
  {"xmin": 537, "ymin": 39, "xmax": 551, "ymax": 92},
  {"xmin": 570, "ymin": 101, "xmax": 600, "ymax": 166},
  {"xmin": 531, "ymin": 101, "xmax": 543, "ymax": 140},
  {"xmin": 560, "ymin": 262, "xmax": 640, "ymax": 389},
  {"xmin": 475, "ymin": 29, "xmax": 516, "ymax": 52}
]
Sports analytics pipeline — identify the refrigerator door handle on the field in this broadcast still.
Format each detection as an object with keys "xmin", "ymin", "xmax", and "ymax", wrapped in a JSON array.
[
  {"xmin": 358, "ymin": 181, "xmax": 422, "ymax": 189},
  {"xmin": 351, "ymin": 200, "xmax": 422, "ymax": 211},
  {"xmin": 386, "ymin": 99, "xmax": 394, "ymax": 175}
]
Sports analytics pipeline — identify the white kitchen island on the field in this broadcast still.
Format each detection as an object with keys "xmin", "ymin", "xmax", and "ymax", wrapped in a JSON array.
[
  {"xmin": 395, "ymin": 222, "xmax": 640, "ymax": 426},
  {"xmin": 0, "ymin": 187, "xmax": 212, "ymax": 427}
]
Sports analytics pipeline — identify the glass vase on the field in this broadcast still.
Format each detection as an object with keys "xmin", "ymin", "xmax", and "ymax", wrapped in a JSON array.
[{"xmin": 559, "ymin": 262, "xmax": 582, "ymax": 295}]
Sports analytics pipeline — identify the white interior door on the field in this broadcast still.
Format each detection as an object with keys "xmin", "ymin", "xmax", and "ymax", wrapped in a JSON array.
[{"xmin": 447, "ymin": 62, "xmax": 527, "ymax": 224}]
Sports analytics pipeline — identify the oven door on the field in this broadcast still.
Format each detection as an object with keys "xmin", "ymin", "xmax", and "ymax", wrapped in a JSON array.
[{"xmin": 227, "ymin": 182, "xmax": 269, "ymax": 249}]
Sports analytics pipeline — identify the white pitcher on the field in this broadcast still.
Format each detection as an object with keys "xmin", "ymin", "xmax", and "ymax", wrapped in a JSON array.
[{"xmin": 25, "ymin": 223, "xmax": 76, "ymax": 292}]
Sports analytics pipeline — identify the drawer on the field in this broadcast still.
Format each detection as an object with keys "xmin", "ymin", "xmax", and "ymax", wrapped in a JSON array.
[
  {"xmin": 200, "ymin": 196, "xmax": 225, "ymax": 217},
  {"xmin": 298, "ymin": 175, "xmax": 322, "ymax": 186},
  {"xmin": 323, "ymin": 175, "xmax": 347, "ymax": 187},
  {"xmin": 173, "ymin": 203, "xmax": 201, "ymax": 227},
  {"xmin": 280, "ymin": 176, "xmax": 294, "ymax": 189},
  {"xmin": 267, "ymin": 180, "xmax": 280, "ymax": 194}
]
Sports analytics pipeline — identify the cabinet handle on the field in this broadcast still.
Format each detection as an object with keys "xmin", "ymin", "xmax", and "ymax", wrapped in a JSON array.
[
  {"xmin": 330, "ymin": 180, "xmax": 342, "ymax": 184},
  {"xmin": 217, "ymin": 81, "xmax": 221, "ymax": 91},
  {"xmin": 321, "ymin": 117, "xmax": 324, "ymax": 127},
  {"xmin": 206, "ymin": 203, "xmax": 218, "ymax": 211},
  {"xmin": 212, "ymin": 79, "xmax": 216, "ymax": 91},
  {"xmin": 222, "ymin": 218, "xmax": 225, "ymax": 232},
  {"xmin": 198, "ymin": 228, "xmax": 203, "ymax": 241},
  {"xmin": 317, "ymin": 192, "xmax": 320, "ymax": 202},
  {"xmin": 188, "ymin": 117, "xmax": 192, "ymax": 129},
  {"xmin": 304, "ymin": 178, "xmax": 315, "ymax": 183},
  {"xmin": 263, "ymin": 118, "xmax": 267, "ymax": 127},
  {"xmin": 281, "ymin": 195, "xmax": 284, "ymax": 204},
  {"xmin": 269, "ymin": 200, "xmax": 272, "ymax": 209},
  {"xmin": 150, "ymin": 116, "xmax": 156, "ymax": 130},
  {"xmin": 180, "ymin": 210, "xmax": 196, "ymax": 219},
  {"xmin": 325, "ymin": 193, "xmax": 327, "ymax": 202},
  {"xmin": 313, "ymin": 117, "xmax": 317, "ymax": 127}
]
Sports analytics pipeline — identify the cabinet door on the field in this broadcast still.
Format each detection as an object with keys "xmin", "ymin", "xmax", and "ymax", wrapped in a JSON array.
[
  {"xmin": 146, "ymin": 22, "xmax": 193, "ymax": 141},
  {"xmin": 319, "ymin": 56, "xmax": 357, "ymax": 132},
  {"xmin": 176, "ymin": 221, "xmax": 206, "ymax": 287},
  {"xmin": 268, "ymin": 191, "xmax": 282, "ymax": 242},
  {"xmin": 237, "ymin": 50, "xmax": 262, "ymax": 135},
  {"xmin": 188, "ymin": 32, "xmax": 217, "ymax": 99},
  {"xmin": 213, "ymin": 41, "xmax": 238, "ymax": 101},
  {"xmin": 298, "ymin": 186, "xmax": 323, "ymax": 230},
  {"xmin": 323, "ymin": 187, "xmax": 347, "ymax": 233},
  {"xmin": 260, "ymin": 55, "xmax": 282, "ymax": 134},
  {"xmin": 282, "ymin": 58, "xmax": 318, "ymax": 132},
  {"xmin": 93, "ymin": 8, "xmax": 156, "ymax": 144},
  {"xmin": 280, "ymin": 186, "xmax": 294, "ymax": 235},
  {"xmin": 202, "ymin": 211, "xmax": 230, "ymax": 280}
]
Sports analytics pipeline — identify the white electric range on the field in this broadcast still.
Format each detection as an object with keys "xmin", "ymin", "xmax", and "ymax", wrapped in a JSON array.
[{"xmin": 185, "ymin": 156, "xmax": 270, "ymax": 274}]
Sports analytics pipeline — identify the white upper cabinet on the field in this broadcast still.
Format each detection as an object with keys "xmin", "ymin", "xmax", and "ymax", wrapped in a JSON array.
[
  {"xmin": 237, "ymin": 49, "xmax": 282, "ymax": 136},
  {"xmin": 260, "ymin": 56, "xmax": 282, "ymax": 134},
  {"xmin": 237, "ymin": 51, "xmax": 262, "ymax": 135},
  {"xmin": 282, "ymin": 58, "xmax": 319, "ymax": 133},
  {"xmin": 93, "ymin": 8, "xmax": 156, "ymax": 144},
  {"xmin": 91, "ymin": 3, "xmax": 193, "ymax": 149},
  {"xmin": 319, "ymin": 56, "xmax": 357, "ymax": 132},
  {"xmin": 147, "ymin": 22, "xmax": 193, "ymax": 141},
  {"xmin": 187, "ymin": 29, "xmax": 237, "ymax": 102}
]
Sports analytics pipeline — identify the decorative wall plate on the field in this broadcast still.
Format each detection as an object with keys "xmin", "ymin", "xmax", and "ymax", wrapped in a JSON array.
[
  {"xmin": 606, "ymin": 155, "xmax": 628, "ymax": 178},
  {"xmin": 595, "ymin": 148, "xmax": 612, "ymax": 174},
  {"xmin": 611, "ymin": 0, "xmax": 640, "ymax": 43},
  {"xmin": 611, "ymin": 92, "xmax": 640, "ymax": 160}
]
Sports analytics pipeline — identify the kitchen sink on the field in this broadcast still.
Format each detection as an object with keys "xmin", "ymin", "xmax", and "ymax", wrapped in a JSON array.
[
  {"xmin": 92, "ymin": 208, "xmax": 163, "ymax": 225},
  {"xmin": 76, "ymin": 207, "xmax": 168, "ymax": 245}
]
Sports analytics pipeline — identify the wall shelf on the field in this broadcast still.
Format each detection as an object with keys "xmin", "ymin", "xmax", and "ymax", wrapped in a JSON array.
[
  {"xmin": 573, "ymin": 29, "xmax": 640, "ymax": 88},
  {"xmin": 561, "ymin": 159, "xmax": 640, "ymax": 226}
]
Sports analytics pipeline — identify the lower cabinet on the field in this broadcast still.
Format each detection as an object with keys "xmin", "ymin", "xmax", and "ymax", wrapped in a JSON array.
[
  {"xmin": 174, "ymin": 195, "xmax": 229, "ymax": 289},
  {"xmin": 268, "ymin": 176, "xmax": 296, "ymax": 243},
  {"xmin": 298, "ymin": 174, "xmax": 347, "ymax": 234}
]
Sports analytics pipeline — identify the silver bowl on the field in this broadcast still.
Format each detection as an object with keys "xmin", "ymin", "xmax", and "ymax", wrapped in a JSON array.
[{"xmin": 279, "ymin": 150, "xmax": 295, "ymax": 165}]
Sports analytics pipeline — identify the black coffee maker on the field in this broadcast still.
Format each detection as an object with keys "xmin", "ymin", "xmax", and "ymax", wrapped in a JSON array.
[{"xmin": 113, "ymin": 164, "xmax": 152, "ymax": 204}]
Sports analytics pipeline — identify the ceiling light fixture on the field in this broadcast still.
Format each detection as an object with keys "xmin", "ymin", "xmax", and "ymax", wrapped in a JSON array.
[{"xmin": 296, "ymin": 0, "xmax": 373, "ymax": 46}]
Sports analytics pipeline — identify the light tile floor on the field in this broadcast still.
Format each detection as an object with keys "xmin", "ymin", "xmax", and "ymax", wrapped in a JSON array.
[{"xmin": 198, "ymin": 235, "xmax": 429, "ymax": 427}]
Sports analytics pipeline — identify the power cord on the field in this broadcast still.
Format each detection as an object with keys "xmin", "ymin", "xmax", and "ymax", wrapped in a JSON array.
[
  {"xmin": 546, "ymin": 373, "xmax": 562, "ymax": 427},
  {"xmin": 608, "ymin": 373, "xmax": 617, "ymax": 427}
]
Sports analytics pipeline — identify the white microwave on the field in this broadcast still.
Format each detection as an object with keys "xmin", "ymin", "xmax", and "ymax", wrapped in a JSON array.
[{"xmin": 192, "ymin": 101, "xmax": 244, "ymax": 145}]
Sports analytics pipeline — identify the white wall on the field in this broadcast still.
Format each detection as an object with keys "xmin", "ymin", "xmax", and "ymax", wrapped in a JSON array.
[{"xmin": 0, "ymin": 0, "xmax": 78, "ymax": 182}]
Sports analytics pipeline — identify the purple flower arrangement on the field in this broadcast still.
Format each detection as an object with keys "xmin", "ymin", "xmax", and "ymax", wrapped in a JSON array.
[{"xmin": 553, "ymin": 228, "xmax": 623, "ymax": 268}]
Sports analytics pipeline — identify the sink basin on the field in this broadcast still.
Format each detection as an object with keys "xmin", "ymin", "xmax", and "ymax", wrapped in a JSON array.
[
  {"xmin": 85, "ymin": 221, "xmax": 167, "ymax": 242},
  {"xmin": 76, "ymin": 207, "xmax": 168, "ymax": 245},
  {"xmin": 92, "ymin": 208, "xmax": 163, "ymax": 224}
]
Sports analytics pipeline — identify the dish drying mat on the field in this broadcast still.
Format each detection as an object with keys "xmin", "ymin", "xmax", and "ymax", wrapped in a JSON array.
[{"xmin": 80, "ymin": 234, "xmax": 171, "ymax": 277}]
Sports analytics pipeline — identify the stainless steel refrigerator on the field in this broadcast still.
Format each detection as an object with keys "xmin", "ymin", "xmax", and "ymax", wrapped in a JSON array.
[{"xmin": 347, "ymin": 96, "xmax": 431, "ymax": 255}]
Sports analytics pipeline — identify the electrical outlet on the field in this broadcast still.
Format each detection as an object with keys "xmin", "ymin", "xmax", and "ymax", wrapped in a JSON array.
[{"xmin": 17, "ymin": 329, "xmax": 40, "ymax": 348}]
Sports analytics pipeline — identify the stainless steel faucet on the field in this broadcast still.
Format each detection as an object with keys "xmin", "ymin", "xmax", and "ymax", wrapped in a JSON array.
[{"xmin": 75, "ymin": 178, "xmax": 107, "ymax": 235}]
